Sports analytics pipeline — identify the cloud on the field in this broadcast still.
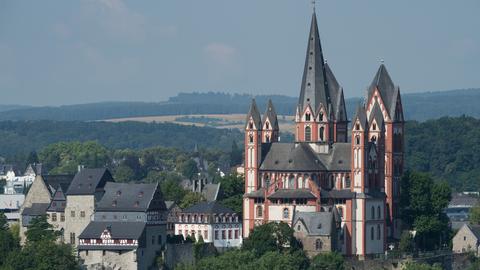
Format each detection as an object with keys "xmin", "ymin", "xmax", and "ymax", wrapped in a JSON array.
[{"xmin": 204, "ymin": 42, "xmax": 237, "ymax": 66}]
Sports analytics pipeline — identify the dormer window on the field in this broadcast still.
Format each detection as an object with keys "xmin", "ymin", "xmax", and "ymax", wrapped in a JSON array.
[
  {"xmin": 305, "ymin": 113, "xmax": 311, "ymax": 121},
  {"xmin": 319, "ymin": 112, "xmax": 323, "ymax": 121},
  {"xmin": 266, "ymin": 122, "xmax": 269, "ymax": 129},
  {"xmin": 355, "ymin": 123, "xmax": 360, "ymax": 130},
  {"xmin": 373, "ymin": 123, "xmax": 377, "ymax": 130},
  {"xmin": 249, "ymin": 122, "xmax": 253, "ymax": 129}
]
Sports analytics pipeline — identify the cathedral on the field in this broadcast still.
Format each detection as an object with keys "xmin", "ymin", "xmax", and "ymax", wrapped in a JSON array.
[{"xmin": 243, "ymin": 11, "xmax": 404, "ymax": 257}]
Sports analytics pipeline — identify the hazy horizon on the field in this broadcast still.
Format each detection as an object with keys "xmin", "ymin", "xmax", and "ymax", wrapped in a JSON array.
[{"xmin": 1, "ymin": 0, "xmax": 479, "ymax": 106}]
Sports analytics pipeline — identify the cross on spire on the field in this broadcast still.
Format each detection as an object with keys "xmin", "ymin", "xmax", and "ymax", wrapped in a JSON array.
[{"xmin": 311, "ymin": 0, "xmax": 317, "ymax": 12}]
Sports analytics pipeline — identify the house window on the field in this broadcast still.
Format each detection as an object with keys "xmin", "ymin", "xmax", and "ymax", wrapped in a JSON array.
[
  {"xmin": 377, "ymin": 206, "xmax": 381, "ymax": 219},
  {"xmin": 283, "ymin": 208, "xmax": 289, "ymax": 219},
  {"xmin": 102, "ymin": 250, "xmax": 106, "ymax": 256},
  {"xmin": 305, "ymin": 126, "xmax": 311, "ymax": 142},
  {"xmin": 204, "ymin": 230, "xmax": 208, "ymax": 240},
  {"xmin": 373, "ymin": 123, "xmax": 376, "ymax": 130},
  {"xmin": 315, "ymin": 239, "xmax": 322, "ymax": 250},
  {"xmin": 52, "ymin": 213, "xmax": 57, "ymax": 222},
  {"xmin": 71, "ymin": 211, "xmax": 75, "ymax": 218},
  {"xmin": 222, "ymin": 230, "xmax": 226, "ymax": 240},
  {"xmin": 377, "ymin": 225, "xmax": 381, "ymax": 240},
  {"xmin": 371, "ymin": 227, "xmax": 374, "ymax": 240},
  {"xmin": 234, "ymin": 230, "xmax": 239, "ymax": 239},
  {"xmin": 80, "ymin": 211, "xmax": 85, "ymax": 218},
  {"xmin": 266, "ymin": 122, "xmax": 270, "ymax": 129},
  {"xmin": 371, "ymin": 206, "xmax": 375, "ymax": 219},
  {"xmin": 60, "ymin": 213, "xmax": 65, "ymax": 222},
  {"xmin": 228, "ymin": 230, "xmax": 232, "ymax": 239},
  {"xmin": 319, "ymin": 112, "xmax": 324, "ymax": 121},
  {"xmin": 256, "ymin": 206, "xmax": 263, "ymax": 218},
  {"xmin": 215, "ymin": 230, "xmax": 219, "ymax": 240},
  {"xmin": 297, "ymin": 225, "xmax": 301, "ymax": 231},
  {"xmin": 158, "ymin": 235, "xmax": 162, "ymax": 245},
  {"xmin": 345, "ymin": 176, "xmax": 351, "ymax": 188},
  {"xmin": 70, "ymin": 233, "xmax": 75, "ymax": 244}
]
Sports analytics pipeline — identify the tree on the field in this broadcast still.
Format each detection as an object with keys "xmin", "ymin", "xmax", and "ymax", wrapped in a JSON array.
[
  {"xmin": 470, "ymin": 204, "xmax": 480, "ymax": 225},
  {"xmin": 403, "ymin": 262, "xmax": 442, "ymax": 270},
  {"xmin": 309, "ymin": 252, "xmax": 344, "ymax": 270},
  {"xmin": 25, "ymin": 216, "xmax": 59, "ymax": 243},
  {"xmin": 399, "ymin": 231, "xmax": 415, "ymax": 253},
  {"xmin": 230, "ymin": 140, "xmax": 242, "ymax": 166},
  {"xmin": 179, "ymin": 159, "xmax": 198, "ymax": 180},
  {"xmin": 113, "ymin": 165, "xmax": 135, "ymax": 183},
  {"xmin": 180, "ymin": 192, "xmax": 205, "ymax": 209},
  {"xmin": 160, "ymin": 178, "xmax": 187, "ymax": 203},
  {"xmin": 0, "ymin": 212, "xmax": 19, "ymax": 266},
  {"xmin": 242, "ymin": 222, "xmax": 301, "ymax": 256}
]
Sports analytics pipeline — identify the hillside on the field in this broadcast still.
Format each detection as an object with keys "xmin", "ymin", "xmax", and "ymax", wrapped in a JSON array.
[{"xmin": 0, "ymin": 89, "xmax": 479, "ymax": 122}]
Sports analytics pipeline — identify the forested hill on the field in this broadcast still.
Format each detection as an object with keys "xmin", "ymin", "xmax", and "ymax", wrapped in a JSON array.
[
  {"xmin": 0, "ymin": 116, "xmax": 479, "ymax": 191},
  {"xmin": 0, "ymin": 88, "xmax": 479, "ymax": 121}
]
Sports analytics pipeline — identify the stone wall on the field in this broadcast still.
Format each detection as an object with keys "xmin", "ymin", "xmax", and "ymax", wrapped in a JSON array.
[
  {"xmin": 79, "ymin": 249, "xmax": 138, "ymax": 270},
  {"xmin": 452, "ymin": 225, "xmax": 480, "ymax": 256},
  {"xmin": 164, "ymin": 243, "xmax": 194, "ymax": 269}
]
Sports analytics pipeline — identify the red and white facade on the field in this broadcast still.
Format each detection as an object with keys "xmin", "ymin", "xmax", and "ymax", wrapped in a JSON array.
[{"xmin": 242, "ymin": 11, "xmax": 404, "ymax": 257}]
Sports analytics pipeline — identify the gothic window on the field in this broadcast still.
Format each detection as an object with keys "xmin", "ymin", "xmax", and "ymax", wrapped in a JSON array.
[
  {"xmin": 355, "ymin": 123, "xmax": 360, "ymax": 130},
  {"xmin": 371, "ymin": 136, "xmax": 377, "ymax": 143},
  {"xmin": 373, "ymin": 123, "xmax": 377, "ymax": 130},
  {"xmin": 355, "ymin": 136, "xmax": 360, "ymax": 145},
  {"xmin": 371, "ymin": 206, "xmax": 375, "ymax": 219},
  {"xmin": 305, "ymin": 126, "xmax": 312, "ymax": 142},
  {"xmin": 329, "ymin": 175, "xmax": 334, "ymax": 189},
  {"xmin": 249, "ymin": 135, "xmax": 254, "ymax": 144},
  {"xmin": 288, "ymin": 175, "xmax": 295, "ymax": 188},
  {"xmin": 297, "ymin": 177, "xmax": 303, "ymax": 188},
  {"xmin": 319, "ymin": 112, "xmax": 324, "ymax": 121},
  {"xmin": 315, "ymin": 239, "xmax": 323, "ymax": 250},
  {"xmin": 256, "ymin": 206, "xmax": 263, "ymax": 218},
  {"xmin": 249, "ymin": 122, "xmax": 253, "ymax": 129},
  {"xmin": 371, "ymin": 227, "xmax": 374, "ymax": 241},
  {"xmin": 377, "ymin": 224, "xmax": 381, "ymax": 240},
  {"xmin": 319, "ymin": 127, "xmax": 325, "ymax": 141},
  {"xmin": 266, "ymin": 122, "xmax": 270, "ymax": 129},
  {"xmin": 283, "ymin": 208, "xmax": 289, "ymax": 219},
  {"xmin": 266, "ymin": 136, "xmax": 270, "ymax": 143},
  {"xmin": 377, "ymin": 206, "xmax": 381, "ymax": 219},
  {"xmin": 306, "ymin": 113, "xmax": 311, "ymax": 121}
]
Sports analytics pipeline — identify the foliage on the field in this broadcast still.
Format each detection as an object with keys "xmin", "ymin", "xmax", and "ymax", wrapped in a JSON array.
[
  {"xmin": 180, "ymin": 192, "xmax": 205, "ymax": 209},
  {"xmin": 25, "ymin": 216, "xmax": 60, "ymax": 243},
  {"xmin": 179, "ymin": 159, "xmax": 198, "ymax": 180},
  {"xmin": 0, "ymin": 212, "xmax": 19, "ymax": 267},
  {"xmin": 160, "ymin": 178, "xmax": 187, "ymax": 203},
  {"xmin": 400, "ymin": 171, "xmax": 452, "ymax": 250},
  {"xmin": 469, "ymin": 204, "xmax": 480, "ymax": 225},
  {"xmin": 309, "ymin": 252, "xmax": 345, "ymax": 270},
  {"xmin": 402, "ymin": 262, "xmax": 442, "ymax": 270},
  {"xmin": 218, "ymin": 173, "xmax": 244, "ymax": 213},
  {"xmin": 398, "ymin": 231, "xmax": 415, "ymax": 253},
  {"xmin": 242, "ymin": 222, "xmax": 301, "ymax": 256},
  {"xmin": 39, "ymin": 141, "xmax": 110, "ymax": 174}
]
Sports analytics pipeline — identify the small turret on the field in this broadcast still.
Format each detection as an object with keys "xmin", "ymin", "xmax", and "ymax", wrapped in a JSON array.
[{"xmin": 262, "ymin": 99, "xmax": 279, "ymax": 143}]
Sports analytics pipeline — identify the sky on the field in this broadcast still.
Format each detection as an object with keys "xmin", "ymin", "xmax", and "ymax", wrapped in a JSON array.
[{"xmin": 0, "ymin": 0, "xmax": 479, "ymax": 106}]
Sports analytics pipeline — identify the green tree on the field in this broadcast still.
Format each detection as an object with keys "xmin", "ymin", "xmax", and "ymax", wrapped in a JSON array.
[
  {"xmin": 113, "ymin": 165, "xmax": 135, "ymax": 183},
  {"xmin": 242, "ymin": 222, "xmax": 301, "ymax": 256},
  {"xmin": 180, "ymin": 192, "xmax": 205, "ymax": 209},
  {"xmin": 470, "ymin": 204, "xmax": 480, "ymax": 225},
  {"xmin": 403, "ymin": 262, "xmax": 442, "ymax": 270},
  {"xmin": 399, "ymin": 231, "xmax": 415, "ymax": 253},
  {"xmin": 179, "ymin": 159, "xmax": 198, "ymax": 180},
  {"xmin": 160, "ymin": 178, "xmax": 187, "ymax": 203},
  {"xmin": 0, "ymin": 212, "xmax": 19, "ymax": 266},
  {"xmin": 25, "ymin": 216, "xmax": 59, "ymax": 243},
  {"xmin": 309, "ymin": 252, "xmax": 344, "ymax": 270}
]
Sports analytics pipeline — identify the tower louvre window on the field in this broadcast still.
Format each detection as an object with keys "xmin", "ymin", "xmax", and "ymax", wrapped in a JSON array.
[
  {"xmin": 355, "ymin": 136, "xmax": 360, "ymax": 145},
  {"xmin": 249, "ymin": 122, "xmax": 253, "ymax": 129},
  {"xmin": 305, "ymin": 113, "xmax": 311, "ymax": 121},
  {"xmin": 319, "ymin": 127, "xmax": 325, "ymax": 141},
  {"xmin": 249, "ymin": 135, "xmax": 254, "ymax": 144}
]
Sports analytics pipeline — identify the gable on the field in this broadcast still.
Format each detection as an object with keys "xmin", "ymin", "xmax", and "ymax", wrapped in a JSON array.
[{"xmin": 22, "ymin": 175, "xmax": 51, "ymax": 210}]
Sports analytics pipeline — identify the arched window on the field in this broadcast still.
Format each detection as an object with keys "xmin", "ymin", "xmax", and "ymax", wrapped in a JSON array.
[
  {"xmin": 249, "ymin": 122, "xmax": 253, "ymax": 129},
  {"xmin": 377, "ymin": 224, "xmax": 381, "ymax": 240},
  {"xmin": 371, "ymin": 206, "xmax": 375, "ymax": 219},
  {"xmin": 345, "ymin": 176, "xmax": 351, "ymax": 188},
  {"xmin": 329, "ymin": 175, "xmax": 334, "ymax": 189},
  {"xmin": 377, "ymin": 206, "xmax": 381, "ymax": 219},
  {"xmin": 355, "ymin": 136, "xmax": 360, "ymax": 145},
  {"xmin": 283, "ymin": 208, "xmax": 289, "ymax": 219},
  {"xmin": 297, "ymin": 177, "xmax": 303, "ymax": 189},
  {"xmin": 249, "ymin": 135, "xmax": 254, "ymax": 143},
  {"xmin": 305, "ymin": 113, "xmax": 311, "ymax": 121},
  {"xmin": 319, "ymin": 127, "xmax": 325, "ymax": 141},
  {"xmin": 355, "ymin": 123, "xmax": 360, "ymax": 130},
  {"xmin": 338, "ymin": 207, "xmax": 343, "ymax": 218},
  {"xmin": 288, "ymin": 175, "xmax": 295, "ymax": 188},
  {"xmin": 266, "ymin": 136, "xmax": 270, "ymax": 143},
  {"xmin": 305, "ymin": 126, "xmax": 311, "ymax": 142},
  {"xmin": 266, "ymin": 122, "xmax": 270, "ymax": 129},
  {"xmin": 373, "ymin": 123, "xmax": 377, "ymax": 130},
  {"xmin": 315, "ymin": 239, "xmax": 323, "ymax": 250},
  {"xmin": 256, "ymin": 206, "xmax": 263, "ymax": 218},
  {"xmin": 319, "ymin": 112, "xmax": 324, "ymax": 121},
  {"xmin": 371, "ymin": 227, "xmax": 375, "ymax": 240},
  {"xmin": 371, "ymin": 136, "xmax": 377, "ymax": 143}
]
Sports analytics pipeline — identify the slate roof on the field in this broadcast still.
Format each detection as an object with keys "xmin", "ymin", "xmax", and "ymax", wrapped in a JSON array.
[
  {"xmin": 449, "ymin": 193, "xmax": 480, "ymax": 207},
  {"xmin": 367, "ymin": 64, "xmax": 397, "ymax": 118},
  {"xmin": 245, "ymin": 99, "xmax": 262, "ymax": 130},
  {"xmin": 22, "ymin": 203, "xmax": 49, "ymax": 216},
  {"xmin": 268, "ymin": 189, "xmax": 316, "ymax": 199},
  {"xmin": 325, "ymin": 63, "xmax": 347, "ymax": 122},
  {"xmin": 182, "ymin": 201, "xmax": 235, "ymax": 214},
  {"xmin": 79, "ymin": 221, "xmax": 146, "ymax": 240},
  {"xmin": 368, "ymin": 102, "xmax": 384, "ymax": 128},
  {"xmin": 467, "ymin": 224, "xmax": 480, "ymax": 240},
  {"xmin": 298, "ymin": 12, "xmax": 330, "ymax": 116},
  {"xmin": 165, "ymin": 201, "xmax": 176, "ymax": 210},
  {"xmin": 320, "ymin": 189, "xmax": 355, "ymax": 199},
  {"xmin": 66, "ymin": 168, "xmax": 113, "ymax": 195},
  {"xmin": 202, "ymin": 183, "xmax": 221, "ymax": 202},
  {"xmin": 244, "ymin": 188, "xmax": 266, "ymax": 198},
  {"xmin": 294, "ymin": 211, "xmax": 334, "ymax": 236},
  {"xmin": 262, "ymin": 99, "xmax": 279, "ymax": 130},
  {"xmin": 42, "ymin": 174, "xmax": 75, "ymax": 195},
  {"xmin": 96, "ymin": 182, "xmax": 166, "ymax": 212},
  {"xmin": 47, "ymin": 186, "xmax": 67, "ymax": 212},
  {"xmin": 352, "ymin": 104, "xmax": 368, "ymax": 130},
  {"xmin": 259, "ymin": 142, "xmax": 351, "ymax": 172}
]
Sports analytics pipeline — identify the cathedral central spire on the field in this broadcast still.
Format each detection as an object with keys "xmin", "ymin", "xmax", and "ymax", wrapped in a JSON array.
[{"xmin": 298, "ymin": 11, "xmax": 330, "ymax": 116}]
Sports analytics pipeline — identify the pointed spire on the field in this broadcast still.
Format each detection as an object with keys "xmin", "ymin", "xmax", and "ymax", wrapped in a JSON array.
[
  {"xmin": 352, "ymin": 103, "xmax": 368, "ymax": 130},
  {"xmin": 263, "ymin": 99, "xmax": 279, "ymax": 130},
  {"xmin": 245, "ymin": 99, "xmax": 262, "ymax": 130},
  {"xmin": 368, "ymin": 64, "xmax": 396, "ymax": 114},
  {"xmin": 298, "ymin": 11, "xmax": 330, "ymax": 116}
]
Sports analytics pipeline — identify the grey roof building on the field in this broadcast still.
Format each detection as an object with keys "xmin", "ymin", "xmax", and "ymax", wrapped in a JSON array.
[{"xmin": 66, "ymin": 168, "xmax": 113, "ymax": 196}]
